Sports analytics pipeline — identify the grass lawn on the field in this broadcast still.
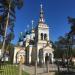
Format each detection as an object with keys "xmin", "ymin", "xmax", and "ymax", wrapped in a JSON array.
[{"xmin": 0, "ymin": 64, "xmax": 29, "ymax": 75}]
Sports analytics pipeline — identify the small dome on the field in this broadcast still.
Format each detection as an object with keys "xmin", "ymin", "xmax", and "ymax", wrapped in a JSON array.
[
  {"xmin": 26, "ymin": 31, "xmax": 30, "ymax": 35},
  {"xmin": 19, "ymin": 41, "xmax": 23, "ymax": 46},
  {"xmin": 31, "ymin": 29, "xmax": 35, "ymax": 33},
  {"xmin": 18, "ymin": 38, "xmax": 23, "ymax": 42},
  {"xmin": 23, "ymin": 37, "xmax": 26, "ymax": 41}
]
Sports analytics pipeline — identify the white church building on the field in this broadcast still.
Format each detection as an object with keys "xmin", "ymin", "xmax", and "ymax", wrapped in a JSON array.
[{"xmin": 13, "ymin": 4, "xmax": 54, "ymax": 64}]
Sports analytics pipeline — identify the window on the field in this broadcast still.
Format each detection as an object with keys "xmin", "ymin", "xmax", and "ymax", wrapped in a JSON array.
[
  {"xmin": 41, "ymin": 33, "xmax": 43, "ymax": 40},
  {"xmin": 44, "ymin": 34, "xmax": 47, "ymax": 40}
]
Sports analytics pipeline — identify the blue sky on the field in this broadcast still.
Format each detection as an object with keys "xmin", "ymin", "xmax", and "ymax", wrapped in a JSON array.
[{"xmin": 12, "ymin": 0, "xmax": 75, "ymax": 44}]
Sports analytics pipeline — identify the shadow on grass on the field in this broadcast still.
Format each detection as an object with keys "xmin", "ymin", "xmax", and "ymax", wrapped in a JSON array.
[
  {"xmin": 0, "ymin": 69, "xmax": 4, "ymax": 74},
  {"xmin": 22, "ymin": 71, "xmax": 29, "ymax": 75},
  {"xmin": 55, "ymin": 72, "xmax": 75, "ymax": 75}
]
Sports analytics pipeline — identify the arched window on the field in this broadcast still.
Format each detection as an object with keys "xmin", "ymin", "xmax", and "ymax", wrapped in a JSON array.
[
  {"xmin": 41, "ymin": 33, "xmax": 43, "ymax": 40},
  {"xmin": 44, "ymin": 34, "xmax": 47, "ymax": 40}
]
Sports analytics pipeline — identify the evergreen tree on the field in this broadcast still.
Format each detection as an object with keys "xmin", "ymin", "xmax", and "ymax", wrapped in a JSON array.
[
  {"xmin": 0, "ymin": 0, "xmax": 23, "ymax": 42},
  {"xmin": 0, "ymin": 0, "xmax": 24, "ymax": 60}
]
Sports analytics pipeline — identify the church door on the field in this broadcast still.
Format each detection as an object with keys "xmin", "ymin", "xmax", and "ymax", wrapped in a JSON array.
[
  {"xmin": 49, "ymin": 53, "xmax": 52, "ymax": 64},
  {"xmin": 45, "ymin": 53, "xmax": 49, "ymax": 64}
]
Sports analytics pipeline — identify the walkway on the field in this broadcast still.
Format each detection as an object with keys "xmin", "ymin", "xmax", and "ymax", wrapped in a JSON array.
[{"xmin": 22, "ymin": 64, "xmax": 68, "ymax": 75}]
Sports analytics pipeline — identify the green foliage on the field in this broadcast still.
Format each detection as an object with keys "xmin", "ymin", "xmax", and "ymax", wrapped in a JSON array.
[
  {"xmin": 54, "ymin": 17, "xmax": 75, "ymax": 59},
  {"xmin": 54, "ymin": 35, "xmax": 74, "ymax": 58},
  {"xmin": 68, "ymin": 16, "xmax": 75, "ymax": 34},
  {"xmin": 0, "ymin": 0, "xmax": 24, "ymax": 60},
  {"xmin": 8, "ymin": 43, "xmax": 14, "ymax": 63},
  {"xmin": 72, "ymin": 48, "xmax": 75, "ymax": 57},
  {"xmin": 0, "ymin": 42, "xmax": 2, "ymax": 49},
  {"xmin": 0, "ymin": 42, "xmax": 14, "ymax": 63},
  {"xmin": 68, "ymin": 16, "xmax": 75, "ymax": 25},
  {"xmin": 0, "ymin": 0, "xmax": 24, "ymax": 41},
  {"xmin": 54, "ymin": 48, "xmax": 64, "ymax": 58}
]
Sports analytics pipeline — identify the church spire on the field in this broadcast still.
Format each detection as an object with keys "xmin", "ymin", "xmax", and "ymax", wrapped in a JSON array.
[
  {"xmin": 39, "ymin": 4, "xmax": 45, "ymax": 23},
  {"xmin": 31, "ymin": 20, "xmax": 35, "ymax": 33},
  {"xmin": 26, "ymin": 24, "xmax": 30, "ymax": 34},
  {"xmin": 32, "ymin": 20, "xmax": 34, "ymax": 29}
]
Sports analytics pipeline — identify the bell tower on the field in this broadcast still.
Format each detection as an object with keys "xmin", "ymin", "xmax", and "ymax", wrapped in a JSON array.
[
  {"xmin": 36, "ymin": 4, "xmax": 50, "ymax": 44},
  {"xmin": 35, "ymin": 4, "xmax": 50, "ymax": 63}
]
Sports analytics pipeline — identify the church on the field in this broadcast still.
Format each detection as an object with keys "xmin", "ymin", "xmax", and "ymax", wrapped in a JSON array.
[{"xmin": 13, "ymin": 4, "xmax": 54, "ymax": 64}]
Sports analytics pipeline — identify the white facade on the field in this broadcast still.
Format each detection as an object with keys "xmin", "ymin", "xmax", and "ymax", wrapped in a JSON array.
[
  {"xmin": 13, "ymin": 47, "xmax": 25, "ymax": 64},
  {"xmin": 14, "ymin": 4, "xmax": 54, "ymax": 64},
  {"xmin": 25, "ymin": 4, "xmax": 54, "ymax": 64},
  {"xmin": 35, "ymin": 18, "xmax": 54, "ymax": 63}
]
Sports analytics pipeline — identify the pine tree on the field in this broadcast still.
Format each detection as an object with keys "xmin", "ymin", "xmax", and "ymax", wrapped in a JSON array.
[{"xmin": 0, "ymin": 0, "xmax": 24, "ymax": 59}]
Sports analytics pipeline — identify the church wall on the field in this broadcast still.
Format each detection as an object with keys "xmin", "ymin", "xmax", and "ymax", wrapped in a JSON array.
[
  {"xmin": 25, "ymin": 40, "xmax": 30, "ymax": 47},
  {"xmin": 13, "ymin": 47, "xmax": 25, "ymax": 64},
  {"xmin": 28, "ymin": 45, "xmax": 33, "ymax": 64},
  {"xmin": 13, "ymin": 47, "xmax": 19, "ymax": 63},
  {"xmin": 30, "ymin": 33, "xmax": 35, "ymax": 40},
  {"xmin": 15, "ymin": 3, "xmax": 55, "ymax": 65}
]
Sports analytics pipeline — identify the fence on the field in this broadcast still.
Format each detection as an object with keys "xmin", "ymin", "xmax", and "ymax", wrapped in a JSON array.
[
  {"xmin": 0, "ymin": 64, "xmax": 29, "ymax": 75},
  {"xmin": 0, "ymin": 64, "xmax": 19, "ymax": 75}
]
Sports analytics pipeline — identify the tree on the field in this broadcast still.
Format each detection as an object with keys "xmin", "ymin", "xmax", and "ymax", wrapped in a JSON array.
[
  {"xmin": 68, "ymin": 16, "xmax": 75, "ymax": 41},
  {"xmin": 0, "ymin": 0, "xmax": 23, "ymax": 40},
  {"xmin": 54, "ymin": 17, "xmax": 75, "ymax": 59},
  {"xmin": 68, "ymin": 16, "xmax": 75, "ymax": 34},
  {"xmin": 54, "ymin": 17, "xmax": 75, "ymax": 68},
  {"xmin": 67, "ymin": 17, "xmax": 75, "ymax": 58},
  {"xmin": 0, "ymin": 0, "xmax": 24, "ymax": 59},
  {"xmin": 54, "ymin": 36, "xmax": 67, "ymax": 58}
]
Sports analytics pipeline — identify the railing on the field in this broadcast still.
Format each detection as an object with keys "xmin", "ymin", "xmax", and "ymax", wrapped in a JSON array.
[{"xmin": 0, "ymin": 64, "xmax": 19, "ymax": 75}]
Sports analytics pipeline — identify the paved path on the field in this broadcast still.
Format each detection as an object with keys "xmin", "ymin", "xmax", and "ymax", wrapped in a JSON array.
[
  {"xmin": 22, "ymin": 64, "xmax": 67, "ymax": 75},
  {"xmin": 22, "ymin": 64, "xmax": 75, "ymax": 75}
]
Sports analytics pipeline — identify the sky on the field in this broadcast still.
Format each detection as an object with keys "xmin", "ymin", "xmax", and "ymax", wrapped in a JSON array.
[{"xmin": 12, "ymin": 0, "xmax": 75, "ymax": 44}]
